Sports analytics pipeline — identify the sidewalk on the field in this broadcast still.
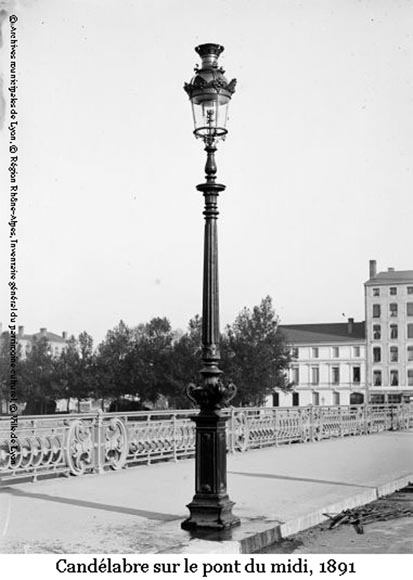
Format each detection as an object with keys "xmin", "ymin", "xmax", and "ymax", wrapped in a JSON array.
[{"xmin": 0, "ymin": 431, "xmax": 412, "ymax": 553}]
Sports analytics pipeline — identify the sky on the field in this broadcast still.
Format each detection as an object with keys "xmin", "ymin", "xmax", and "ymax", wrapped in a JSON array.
[{"xmin": 1, "ymin": 0, "xmax": 413, "ymax": 346}]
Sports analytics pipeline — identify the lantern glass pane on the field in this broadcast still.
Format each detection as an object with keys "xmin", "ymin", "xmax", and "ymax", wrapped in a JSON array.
[{"xmin": 191, "ymin": 94, "xmax": 230, "ymax": 141}]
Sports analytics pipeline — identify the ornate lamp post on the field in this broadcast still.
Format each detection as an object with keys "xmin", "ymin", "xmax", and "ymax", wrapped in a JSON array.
[{"xmin": 181, "ymin": 44, "xmax": 240, "ymax": 531}]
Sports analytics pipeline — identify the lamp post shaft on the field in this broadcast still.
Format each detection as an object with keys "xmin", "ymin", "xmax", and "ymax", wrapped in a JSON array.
[
  {"xmin": 181, "ymin": 146, "xmax": 240, "ymax": 531},
  {"xmin": 201, "ymin": 142, "xmax": 221, "ymax": 364}
]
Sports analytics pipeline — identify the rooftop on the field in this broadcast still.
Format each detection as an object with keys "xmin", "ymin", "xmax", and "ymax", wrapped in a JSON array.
[
  {"xmin": 30, "ymin": 331, "xmax": 68, "ymax": 343},
  {"xmin": 279, "ymin": 321, "xmax": 365, "ymax": 345},
  {"xmin": 366, "ymin": 261, "xmax": 413, "ymax": 286},
  {"xmin": 366, "ymin": 269, "xmax": 413, "ymax": 286},
  {"xmin": 0, "ymin": 325, "xmax": 68, "ymax": 343}
]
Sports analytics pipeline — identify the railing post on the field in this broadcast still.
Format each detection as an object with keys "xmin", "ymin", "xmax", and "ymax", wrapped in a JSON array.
[
  {"xmin": 318, "ymin": 406, "xmax": 324, "ymax": 440},
  {"xmin": 173, "ymin": 414, "xmax": 178, "ymax": 461},
  {"xmin": 93, "ymin": 410, "xmax": 105, "ymax": 474},
  {"xmin": 339, "ymin": 405, "xmax": 343, "ymax": 438},
  {"xmin": 229, "ymin": 407, "xmax": 235, "ymax": 454},
  {"xmin": 309, "ymin": 405, "xmax": 314, "ymax": 442},
  {"xmin": 363, "ymin": 403, "xmax": 369, "ymax": 434}
]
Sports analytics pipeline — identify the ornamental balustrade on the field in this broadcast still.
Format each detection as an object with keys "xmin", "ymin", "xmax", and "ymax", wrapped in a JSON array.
[{"xmin": 1, "ymin": 404, "xmax": 412, "ymax": 483}]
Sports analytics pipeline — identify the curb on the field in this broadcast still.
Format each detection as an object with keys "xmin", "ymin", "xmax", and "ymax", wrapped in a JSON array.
[{"xmin": 174, "ymin": 473, "xmax": 413, "ymax": 554}]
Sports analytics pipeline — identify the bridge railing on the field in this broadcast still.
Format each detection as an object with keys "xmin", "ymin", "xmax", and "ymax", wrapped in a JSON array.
[{"xmin": 1, "ymin": 403, "xmax": 412, "ymax": 482}]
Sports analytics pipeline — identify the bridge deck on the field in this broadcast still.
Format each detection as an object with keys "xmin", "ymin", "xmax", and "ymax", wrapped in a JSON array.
[{"xmin": 0, "ymin": 431, "xmax": 412, "ymax": 553}]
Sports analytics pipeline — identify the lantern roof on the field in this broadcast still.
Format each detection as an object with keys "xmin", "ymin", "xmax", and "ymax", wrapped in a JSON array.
[{"xmin": 184, "ymin": 43, "xmax": 237, "ymax": 102}]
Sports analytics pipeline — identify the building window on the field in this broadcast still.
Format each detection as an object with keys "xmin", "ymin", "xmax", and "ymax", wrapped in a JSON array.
[
  {"xmin": 312, "ymin": 392, "xmax": 320, "ymax": 406},
  {"xmin": 408, "ymin": 287, "xmax": 413, "ymax": 295},
  {"xmin": 312, "ymin": 347, "xmax": 319, "ymax": 358},
  {"xmin": 292, "ymin": 392, "xmax": 299, "ymax": 407},
  {"xmin": 372, "ymin": 304, "xmax": 381, "ymax": 318},
  {"xmin": 352, "ymin": 366, "xmax": 361, "ymax": 383},
  {"xmin": 332, "ymin": 367, "xmax": 340, "ymax": 385},
  {"xmin": 390, "ymin": 287, "xmax": 397, "ymax": 295},
  {"xmin": 332, "ymin": 392, "xmax": 340, "ymax": 405},
  {"xmin": 373, "ymin": 347, "xmax": 381, "ymax": 362},
  {"xmin": 407, "ymin": 346, "xmax": 413, "ymax": 362},
  {"xmin": 390, "ymin": 324, "xmax": 398, "ymax": 339},
  {"xmin": 311, "ymin": 366, "xmax": 319, "ymax": 385},
  {"xmin": 291, "ymin": 347, "xmax": 299, "ymax": 359},
  {"xmin": 353, "ymin": 346, "xmax": 360, "ymax": 357},
  {"xmin": 373, "ymin": 325, "xmax": 381, "ymax": 340},
  {"xmin": 408, "ymin": 369, "xmax": 413, "ymax": 387},
  {"xmin": 390, "ymin": 346, "xmax": 398, "ymax": 362},
  {"xmin": 390, "ymin": 370, "xmax": 399, "ymax": 386},
  {"xmin": 407, "ymin": 303, "xmax": 413, "ymax": 316},
  {"xmin": 292, "ymin": 366, "xmax": 299, "ymax": 385},
  {"xmin": 390, "ymin": 303, "xmax": 398, "ymax": 317},
  {"xmin": 370, "ymin": 393, "xmax": 385, "ymax": 404},
  {"xmin": 388, "ymin": 394, "xmax": 401, "ymax": 404},
  {"xmin": 373, "ymin": 288, "xmax": 380, "ymax": 296},
  {"xmin": 373, "ymin": 370, "xmax": 382, "ymax": 386},
  {"xmin": 332, "ymin": 347, "xmax": 339, "ymax": 358},
  {"xmin": 408, "ymin": 324, "xmax": 413, "ymax": 339},
  {"xmin": 350, "ymin": 393, "xmax": 364, "ymax": 405},
  {"xmin": 272, "ymin": 392, "xmax": 279, "ymax": 407}
]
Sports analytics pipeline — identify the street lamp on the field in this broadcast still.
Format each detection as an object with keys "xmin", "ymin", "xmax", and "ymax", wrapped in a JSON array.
[{"xmin": 181, "ymin": 43, "xmax": 240, "ymax": 531}]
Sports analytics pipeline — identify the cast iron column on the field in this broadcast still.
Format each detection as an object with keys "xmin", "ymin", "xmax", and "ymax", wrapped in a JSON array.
[{"xmin": 181, "ymin": 140, "xmax": 240, "ymax": 531}]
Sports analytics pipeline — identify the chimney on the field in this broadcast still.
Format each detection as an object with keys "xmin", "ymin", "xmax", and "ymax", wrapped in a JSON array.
[
  {"xmin": 348, "ymin": 317, "xmax": 354, "ymax": 335},
  {"xmin": 388, "ymin": 267, "xmax": 395, "ymax": 272},
  {"xmin": 40, "ymin": 327, "xmax": 47, "ymax": 336},
  {"xmin": 18, "ymin": 326, "xmax": 24, "ymax": 337},
  {"xmin": 369, "ymin": 260, "xmax": 377, "ymax": 279},
  {"xmin": 62, "ymin": 331, "xmax": 68, "ymax": 340}
]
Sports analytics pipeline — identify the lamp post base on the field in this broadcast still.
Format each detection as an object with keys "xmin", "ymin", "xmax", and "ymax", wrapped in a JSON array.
[
  {"xmin": 181, "ymin": 410, "xmax": 240, "ymax": 532},
  {"xmin": 181, "ymin": 495, "xmax": 240, "ymax": 530}
]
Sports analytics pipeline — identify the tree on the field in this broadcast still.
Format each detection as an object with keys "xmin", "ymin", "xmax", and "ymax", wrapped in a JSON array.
[
  {"xmin": 95, "ymin": 320, "xmax": 134, "ymax": 405},
  {"xmin": 95, "ymin": 318, "xmax": 176, "ymax": 407},
  {"xmin": 0, "ymin": 332, "xmax": 23, "ymax": 414},
  {"xmin": 221, "ymin": 296, "xmax": 292, "ymax": 406},
  {"xmin": 19, "ymin": 336, "xmax": 62, "ymax": 414},
  {"xmin": 55, "ymin": 332, "xmax": 96, "ymax": 411},
  {"xmin": 166, "ymin": 315, "xmax": 202, "ymax": 408},
  {"xmin": 129, "ymin": 317, "xmax": 175, "ymax": 404}
]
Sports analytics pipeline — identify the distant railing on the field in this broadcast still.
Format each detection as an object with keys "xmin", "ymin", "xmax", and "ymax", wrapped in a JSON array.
[{"xmin": 1, "ymin": 404, "xmax": 412, "ymax": 483}]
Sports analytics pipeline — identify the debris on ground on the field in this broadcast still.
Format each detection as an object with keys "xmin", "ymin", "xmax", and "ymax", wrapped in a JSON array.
[{"xmin": 323, "ymin": 484, "xmax": 413, "ymax": 535}]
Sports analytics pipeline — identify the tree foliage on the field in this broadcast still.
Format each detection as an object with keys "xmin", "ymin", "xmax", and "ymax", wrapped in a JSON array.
[
  {"xmin": 0, "ymin": 296, "xmax": 293, "ymax": 413},
  {"xmin": 19, "ymin": 336, "xmax": 61, "ymax": 414},
  {"xmin": 55, "ymin": 332, "xmax": 96, "ymax": 411},
  {"xmin": 221, "ymin": 296, "xmax": 292, "ymax": 406}
]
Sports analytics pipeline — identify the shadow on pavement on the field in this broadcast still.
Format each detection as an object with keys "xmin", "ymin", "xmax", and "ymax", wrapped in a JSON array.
[
  {"xmin": 229, "ymin": 471, "xmax": 376, "ymax": 489},
  {"xmin": 0, "ymin": 487, "xmax": 181, "ymax": 521}
]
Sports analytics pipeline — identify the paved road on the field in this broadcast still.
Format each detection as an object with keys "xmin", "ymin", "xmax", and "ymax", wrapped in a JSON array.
[
  {"xmin": 1, "ymin": 431, "xmax": 412, "ymax": 553},
  {"xmin": 259, "ymin": 487, "xmax": 413, "ymax": 554}
]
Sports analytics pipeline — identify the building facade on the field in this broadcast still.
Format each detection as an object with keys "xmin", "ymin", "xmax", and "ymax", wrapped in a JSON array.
[
  {"xmin": 0, "ymin": 324, "xmax": 69, "ymax": 359},
  {"xmin": 269, "ymin": 320, "xmax": 366, "ymax": 407},
  {"xmin": 270, "ymin": 260, "xmax": 413, "ymax": 407},
  {"xmin": 365, "ymin": 260, "xmax": 413, "ymax": 404}
]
